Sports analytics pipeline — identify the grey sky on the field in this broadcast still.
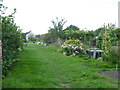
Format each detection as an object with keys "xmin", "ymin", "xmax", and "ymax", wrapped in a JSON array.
[{"xmin": 3, "ymin": 0, "xmax": 119, "ymax": 35}]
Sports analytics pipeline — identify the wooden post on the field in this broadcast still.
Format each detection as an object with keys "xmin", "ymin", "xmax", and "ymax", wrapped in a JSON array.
[
  {"xmin": 0, "ymin": 40, "xmax": 2, "ymax": 61},
  {"xmin": 116, "ymin": 64, "xmax": 118, "ymax": 70},
  {"xmin": 0, "ymin": 39, "xmax": 2, "ymax": 90},
  {"xmin": 93, "ymin": 49, "xmax": 96, "ymax": 59}
]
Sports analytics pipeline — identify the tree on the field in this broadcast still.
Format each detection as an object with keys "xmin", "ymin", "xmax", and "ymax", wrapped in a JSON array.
[
  {"xmin": 28, "ymin": 36, "xmax": 37, "ymax": 42},
  {"xmin": 94, "ymin": 27, "xmax": 104, "ymax": 36},
  {"xmin": 43, "ymin": 33, "xmax": 53, "ymax": 43},
  {"xmin": 64, "ymin": 25, "xmax": 80, "ymax": 31},
  {"xmin": 48, "ymin": 17, "xmax": 67, "ymax": 40}
]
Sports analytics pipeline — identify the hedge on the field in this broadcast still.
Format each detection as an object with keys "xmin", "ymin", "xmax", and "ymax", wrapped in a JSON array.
[{"xmin": 1, "ymin": 5, "xmax": 23, "ymax": 78}]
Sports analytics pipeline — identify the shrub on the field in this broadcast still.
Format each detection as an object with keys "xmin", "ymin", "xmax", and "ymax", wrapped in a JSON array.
[
  {"xmin": 2, "ymin": 6, "xmax": 23, "ymax": 77},
  {"xmin": 61, "ymin": 39, "xmax": 85, "ymax": 56},
  {"xmin": 28, "ymin": 36, "xmax": 37, "ymax": 42},
  {"xmin": 102, "ymin": 47, "xmax": 120, "ymax": 64},
  {"xmin": 101, "ymin": 24, "xmax": 119, "ymax": 64}
]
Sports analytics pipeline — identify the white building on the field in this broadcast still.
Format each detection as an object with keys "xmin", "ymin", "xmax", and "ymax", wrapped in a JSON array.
[{"xmin": 25, "ymin": 31, "xmax": 35, "ymax": 42}]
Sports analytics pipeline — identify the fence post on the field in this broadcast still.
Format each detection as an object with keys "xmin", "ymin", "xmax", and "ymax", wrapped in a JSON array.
[
  {"xmin": 0, "ymin": 40, "xmax": 2, "ymax": 89},
  {"xmin": 93, "ymin": 49, "xmax": 96, "ymax": 59}
]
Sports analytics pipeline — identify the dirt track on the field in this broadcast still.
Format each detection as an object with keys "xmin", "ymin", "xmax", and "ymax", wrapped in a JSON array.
[{"xmin": 98, "ymin": 70, "xmax": 120, "ymax": 81}]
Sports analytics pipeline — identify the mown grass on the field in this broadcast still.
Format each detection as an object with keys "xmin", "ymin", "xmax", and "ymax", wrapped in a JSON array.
[
  {"xmin": 24, "ymin": 42, "xmax": 40, "ymax": 47},
  {"xmin": 2, "ymin": 43, "xmax": 118, "ymax": 88}
]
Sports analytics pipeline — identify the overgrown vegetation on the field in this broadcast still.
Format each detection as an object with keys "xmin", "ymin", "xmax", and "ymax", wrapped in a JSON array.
[
  {"xmin": 41, "ymin": 19, "xmax": 119, "ymax": 64},
  {"xmin": 28, "ymin": 36, "xmax": 37, "ymax": 43},
  {"xmin": 101, "ymin": 24, "xmax": 120, "ymax": 64},
  {"xmin": 48, "ymin": 17, "xmax": 67, "ymax": 41}
]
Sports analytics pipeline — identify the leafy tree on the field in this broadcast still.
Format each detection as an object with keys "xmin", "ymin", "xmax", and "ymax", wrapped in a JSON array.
[
  {"xmin": 94, "ymin": 27, "xmax": 104, "ymax": 36},
  {"xmin": 48, "ymin": 17, "xmax": 67, "ymax": 40},
  {"xmin": 64, "ymin": 25, "xmax": 80, "ymax": 31},
  {"xmin": 35, "ymin": 34, "xmax": 41, "ymax": 38},
  {"xmin": 28, "ymin": 36, "xmax": 37, "ymax": 42},
  {"xmin": 64, "ymin": 30, "xmax": 75, "ymax": 39},
  {"xmin": 43, "ymin": 33, "xmax": 53, "ymax": 43},
  {"xmin": 63, "ymin": 30, "xmax": 87, "ymax": 42}
]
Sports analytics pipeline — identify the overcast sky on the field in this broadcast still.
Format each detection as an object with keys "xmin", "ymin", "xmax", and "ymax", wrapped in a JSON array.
[{"xmin": 2, "ymin": 0, "xmax": 120, "ymax": 35}]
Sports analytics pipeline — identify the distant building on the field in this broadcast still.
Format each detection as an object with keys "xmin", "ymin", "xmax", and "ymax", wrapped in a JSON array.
[{"xmin": 22, "ymin": 31, "xmax": 35, "ymax": 42}]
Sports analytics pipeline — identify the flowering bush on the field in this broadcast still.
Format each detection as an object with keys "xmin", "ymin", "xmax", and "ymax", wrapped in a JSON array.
[{"xmin": 61, "ymin": 39, "xmax": 85, "ymax": 56}]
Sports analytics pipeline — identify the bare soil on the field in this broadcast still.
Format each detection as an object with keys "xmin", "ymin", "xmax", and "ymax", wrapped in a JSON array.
[{"xmin": 98, "ymin": 70, "xmax": 120, "ymax": 81}]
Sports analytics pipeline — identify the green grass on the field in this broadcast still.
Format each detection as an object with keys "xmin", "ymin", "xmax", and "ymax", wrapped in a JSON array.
[
  {"xmin": 24, "ymin": 42, "xmax": 41, "ymax": 47},
  {"xmin": 2, "ymin": 44, "xmax": 118, "ymax": 88}
]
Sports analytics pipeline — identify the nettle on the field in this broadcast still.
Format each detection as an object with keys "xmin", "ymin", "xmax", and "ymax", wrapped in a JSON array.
[{"xmin": 61, "ymin": 39, "xmax": 85, "ymax": 56}]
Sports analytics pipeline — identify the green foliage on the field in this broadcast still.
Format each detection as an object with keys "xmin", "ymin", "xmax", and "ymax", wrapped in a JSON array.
[
  {"xmin": 48, "ymin": 17, "xmax": 67, "ymax": 40},
  {"xmin": 107, "ymin": 50, "xmax": 119, "ymax": 64},
  {"xmin": 2, "ymin": 4, "xmax": 23, "ymax": 77},
  {"xmin": 64, "ymin": 25, "xmax": 79, "ymax": 30},
  {"xmin": 28, "ymin": 36, "xmax": 37, "ymax": 42},
  {"xmin": 64, "ymin": 30, "xmax": 86, "ymax": 41},
  {"xmin": 64, "ymin": 39, "xmax": 80, "ymax": 45},
  {"xmin": 94, "ymin": 27, "xmax": 104, "ymax": 36},
  {"xmin": 35, "ymin": 34, "xmax": 43, "ymax": 41},
  {"xmin": 43, "ymin": 33, "xmax": 53, "ymax": 42},
  {"xmin": 96, "ymin": 24, "xmax": 118, "ymax": 49},
  {"xmin": 64, "ymin": 30, "xmax": 76, "ymax": 39},
  {"xmin": 101, "ymin": 24, "xmax": 119, "ymax": 64},
  {"xmin": 115, "ymin": 28, "xmax": 120, "ymax": 40},
  {"xmin": 108, "ymin": 30, "xmax": 118, "ymax": 46}
]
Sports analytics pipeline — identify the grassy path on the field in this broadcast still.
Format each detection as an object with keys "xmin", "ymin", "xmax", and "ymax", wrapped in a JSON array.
[{"xmin": 3, "ymin": 46, "xmax": 118, "ymax": 88}]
